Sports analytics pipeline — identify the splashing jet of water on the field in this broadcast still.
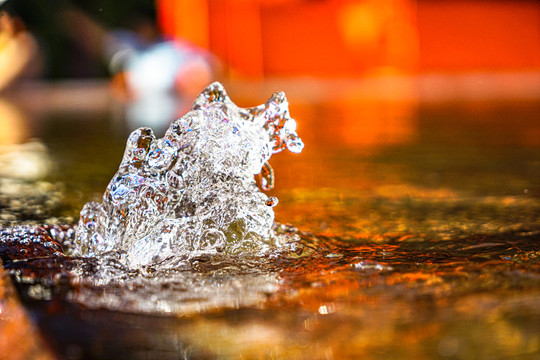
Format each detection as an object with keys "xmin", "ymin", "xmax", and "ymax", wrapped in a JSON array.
[{"xmin": 72, "ymin": 82, "xmax": 303, "ymax": 267}]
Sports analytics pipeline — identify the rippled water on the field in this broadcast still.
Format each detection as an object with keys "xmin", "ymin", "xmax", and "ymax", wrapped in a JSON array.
[{"xmin": 1, "ymin": 88, "xmax": 539, "ymax": 359}]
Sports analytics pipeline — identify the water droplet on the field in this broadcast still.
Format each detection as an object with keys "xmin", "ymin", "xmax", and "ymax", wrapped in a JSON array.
[{"xmin": 265, "ymin": 197, "xmax": 279, "ymax": 207}]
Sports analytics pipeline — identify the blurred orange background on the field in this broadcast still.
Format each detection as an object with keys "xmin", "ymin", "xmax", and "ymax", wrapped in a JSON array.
[{"xmin": 157, "ymin": 0, "xmax": 540, "ymax": 78}]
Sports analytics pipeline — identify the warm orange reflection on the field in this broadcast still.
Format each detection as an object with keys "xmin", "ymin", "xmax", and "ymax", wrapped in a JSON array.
[
  {"xmin": 0, "ymin": 266, "xmax": 53, "ymax": 360},
  {"xmin": 0, "ymin": 98, "xmax": 28, "ymax": 146},
  {"xmin": 332, "ymin": 99, "xmax": 416, "ymax": 147},
  {"xmin": 287, "ymin": 99, "xmax": 416, "ymax": 149},
  {"xmin": 244, "ymin": 233, "xmax": 540, "ymax": 359}
]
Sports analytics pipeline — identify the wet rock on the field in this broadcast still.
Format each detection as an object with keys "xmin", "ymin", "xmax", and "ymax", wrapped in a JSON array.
[{"xmin": 0, "ymin": 226, "xmax": 65, "ymax": 262}]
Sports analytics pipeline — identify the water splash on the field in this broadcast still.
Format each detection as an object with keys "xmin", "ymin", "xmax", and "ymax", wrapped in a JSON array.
[{"xmin": 72, "ymin": 82, "xmax": 303, "ymax": 267}]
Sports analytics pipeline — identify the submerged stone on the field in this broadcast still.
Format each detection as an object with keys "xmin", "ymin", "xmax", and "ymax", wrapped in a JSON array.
[{"xmin": 72, "ymin": 82, "xmax": 303, "ymax": 266}]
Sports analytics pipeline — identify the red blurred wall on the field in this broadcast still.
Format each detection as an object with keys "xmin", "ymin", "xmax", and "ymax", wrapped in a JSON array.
[
  {"xmin": 157, "ymin": 0, "xmax": 540, "ymax": 77},
  {"xmin": 418, "ymin": 1, "xmax": 540, "ymax": 71}
]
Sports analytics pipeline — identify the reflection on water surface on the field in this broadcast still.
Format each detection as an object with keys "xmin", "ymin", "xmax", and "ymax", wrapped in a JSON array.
[{"xmin": 0, "ymin": 81, "xmax": 539, "ymax": 359}]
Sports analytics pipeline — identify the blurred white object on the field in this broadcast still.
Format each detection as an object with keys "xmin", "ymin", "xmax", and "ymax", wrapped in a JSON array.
[{"xmin": 0, "ymin": 140, "xmax": 52, "ymax": 180}]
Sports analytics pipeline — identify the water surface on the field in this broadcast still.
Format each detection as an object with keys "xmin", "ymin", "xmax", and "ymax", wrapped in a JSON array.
[{"xmin": 1, "ymin": 83, "xmax": 539, "ymax": 359}]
